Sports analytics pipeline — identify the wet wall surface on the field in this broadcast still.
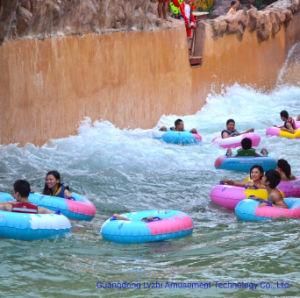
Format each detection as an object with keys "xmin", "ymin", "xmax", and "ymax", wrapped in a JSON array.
[{"xmin": 0, "ymin": 8, "xmax": 299, "ymax": 144}]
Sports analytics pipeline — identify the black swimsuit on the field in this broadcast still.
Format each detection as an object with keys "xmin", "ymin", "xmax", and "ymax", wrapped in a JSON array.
[{"xmin": 221, "ymin": 129, "xmax": 239, "ymax": 138}]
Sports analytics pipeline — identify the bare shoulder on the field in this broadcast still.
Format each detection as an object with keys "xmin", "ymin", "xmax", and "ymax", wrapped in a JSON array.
[{"xmin": 270, "ymin": 189, "xmax": 282, "ymax": 202}]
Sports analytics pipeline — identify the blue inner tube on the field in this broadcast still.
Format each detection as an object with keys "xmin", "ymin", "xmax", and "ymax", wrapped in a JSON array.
[
  {"xmin": 0, "ymin": 192, "xmax": 95, "ymax": 221},
  {"xmin": 0, "ymin": 210, "xmax": 71, "ymax": 241},
  {"xmin": 215, "ymin": 156, "xmax": 277, "ymax": 172},
  {"xmin": 235, "ymin": 198, "xmax": 300, "ymax": 221},
  {"xmin": 100, "ymin": 210, "xmax": 193, "ymax": 244},
  {"xmin": 160, "ymin": 131, "xmax": 200, "ymax": 145}
]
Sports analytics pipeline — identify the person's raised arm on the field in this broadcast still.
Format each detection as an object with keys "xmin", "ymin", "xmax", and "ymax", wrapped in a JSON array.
[
  {"xmin": 240, "ymin": 128, "xmax": 254, "ymax": 134},
  {"xmin": 220, "ymin": 179, "xmax": 246, "ymax": 187}
]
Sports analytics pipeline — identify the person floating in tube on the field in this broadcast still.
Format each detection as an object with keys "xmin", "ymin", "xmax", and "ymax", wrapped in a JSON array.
[
  {"xmin": 221, "ymin": 119, "xmax": 254, "ymax": 139},
  {"xmin": 259, "ymin": 170, "xmax": 287, "ymax": 208},
  {"xmin": 225, "ymin": 137, "xmax": 268, "ymax": 157},
  {"xmin": 43, "ymin": 170, "xmax": 73, "ymax": 199},
  {"xmin": 221, "ymin": 165, "xmax": 265, "ymax": 189},
  {"xmin": 0, "ymin": 180, "xmax": 51, "ymax": 214},
  {"xmin": 275, "ymin": 110, "xmax": 296, "ymax": 134},
  {"xmin": 159, "ymin": 118, "xmax": 198, "ymax": 134},
  {"xmin": 276, "ymin": 159, "xmax": 296, "ymax": 181}
]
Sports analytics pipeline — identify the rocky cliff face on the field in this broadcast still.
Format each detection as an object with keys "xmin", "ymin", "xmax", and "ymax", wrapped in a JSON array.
[
  {"xmin": 212, "ymin": 0, "xmax": 278, "ymax": 17},
  {"xmin": 210, "ymin": 0, "xmax": 300, "ymax": 41},
  {"xmin": 1, "ymin": 0, "xmax": 299, "ymax": 46},
  {"xmin": 0, "ymin": 0, "xmax": 160, "ymax": 44}
]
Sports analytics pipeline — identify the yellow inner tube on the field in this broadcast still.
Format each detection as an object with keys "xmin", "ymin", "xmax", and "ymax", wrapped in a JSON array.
[
  {"xmin": 244, "ymin": 188, "xmax": 268, "ymax": 200},
  {"xmin": 279, "ymin": 128, "xmax": 300, "ymax": 139},
  {"xmin": 243, "ymin": 177, "xmax": 285, "ymax": 198}
]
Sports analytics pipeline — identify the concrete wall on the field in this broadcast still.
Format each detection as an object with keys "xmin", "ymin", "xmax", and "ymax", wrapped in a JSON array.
[{"xmin": 0, "ymin": 13, "xmax": 300, "ymax": 144}]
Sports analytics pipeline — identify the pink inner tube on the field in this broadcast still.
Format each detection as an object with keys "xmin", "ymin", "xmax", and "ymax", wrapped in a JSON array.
[
  {"xmin": 278, "ymin": 177, "xmax": 300, "ymax": 197},
  {"xmin": 214, "ymin": 156, "xmax": 225, "ymax": 168},
  {"xmin": 148, "ymin": 215, "xmax": 193, "ymax": 235},
  {"xmin": 266, "ymin": 121, "xmax": 300, "ymax": 136},
  {"xmin": 212, "ymin": 133, "xmax": 261, "ymax": 149},
  {"xmin": 266, "ymin": 127, "xmax": 280, "ymax": 136},
  {"xmin": 255, "ymin": 205, "xmax": 300, "ymax": 219},
  {"xmin": 66, "ymin": 199, "xmax": 97, "ymax": 217},
  {"xmin": 211, "ymin": 179, "xmax": 300, "ymax": 210},
  {"xmin": 193, "ymin": 133, "xmax": 202, "ymax": 142},
  {"xmin": 210, "ymin": 185, "xmax": 248, "ymax": 210}
]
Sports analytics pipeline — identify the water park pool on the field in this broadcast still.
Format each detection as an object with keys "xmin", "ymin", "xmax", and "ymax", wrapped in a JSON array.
[{"xmin": 1, "ymin": 82, "xmax": 300, "ymax": 296}]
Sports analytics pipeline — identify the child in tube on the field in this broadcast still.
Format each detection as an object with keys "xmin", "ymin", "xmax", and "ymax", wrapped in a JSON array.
[
  {"xmin": 0, "ymin": 180, "xmax": 51, "ymax": 214},
  {"xmin": 225, "ymin": 138, "xmax": 268, "ymax": 157},
  {"xmin": 221, "ymin": 119, "xmax": 254, "ymax": 139},
  {"xmin": 159, "ymin": 119, "xmax": 198, "ymax": 134},
  {"xmin": 275, "ymin": 110, "xmax": 296, "ymax": 134}
]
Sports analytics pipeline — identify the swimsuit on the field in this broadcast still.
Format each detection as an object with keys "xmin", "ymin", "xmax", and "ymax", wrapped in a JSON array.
[
  {"xmin": 284, "ymin": 117, "xmax": 296, "ymax": 129},
  {"xmin": 221, "ymin": 129, "xmax": 239, "ymax": 138},
  {"xmin": 11, "ymin": 202, "xmax": 38, "ymax": 214}
]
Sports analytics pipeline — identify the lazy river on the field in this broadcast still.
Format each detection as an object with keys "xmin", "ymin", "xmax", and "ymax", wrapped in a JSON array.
[{"xmin": 1, "ymin": 68, "xmax": 300, "ymax": 296}]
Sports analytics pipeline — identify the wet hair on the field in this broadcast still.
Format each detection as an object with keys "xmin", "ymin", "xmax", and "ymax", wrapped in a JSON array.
[
  {"xmin": 265, "ymin": 170, "xmax": 281, "ymax": 189},
  {"xmin": 174, "ymin": 119, "xmax": 183, "ymax": 127},
  {"xmin": 280, "ymin": 110, "xmax": 289, "ymax": 119},
  {"xmin": 226, "ymin": 119, "xmax": 235, "ymax": 126},
  {"xmin": 14, "ymin": 180, "xmax": 31, "ymax": 198},
  {"xmin": 250, "ymin": 165, "xmax": 264, "ymax": 178},
  {"xmin": 241, "ymin": 137, "xmax": 252, "ymax": 150},
  {"xmin": 43, "ymin": 170, "xmax": 62, "ymax": 195},
  {"xmin": 277, "ymin": 159, "xmax": 292, "ymax": 179},
  {"xmin": 46, "ymin": 170, "xmax": 61, "ymax": 181}
]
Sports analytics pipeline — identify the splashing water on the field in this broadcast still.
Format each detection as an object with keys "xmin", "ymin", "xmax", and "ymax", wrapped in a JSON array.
[{"xmin": 277, "ymin": 42, "xmax": 300, "ymax": 86}]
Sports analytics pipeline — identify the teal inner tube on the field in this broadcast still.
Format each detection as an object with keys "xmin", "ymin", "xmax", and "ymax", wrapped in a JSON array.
[
  {"xmin": 161, "ymin": 131, "xmax": 201, "ymax": 145},
  {"xmin": 215, "ymin": 156, "xmax": 277, "ymax": 172},
  {"xmin": 100, "ymin": 210, "xmax": 193, "ymax": 244}
]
